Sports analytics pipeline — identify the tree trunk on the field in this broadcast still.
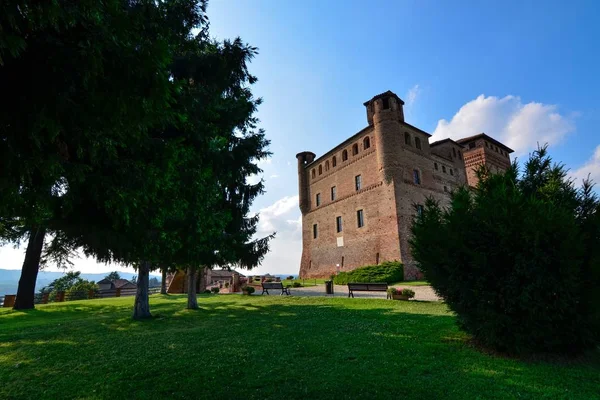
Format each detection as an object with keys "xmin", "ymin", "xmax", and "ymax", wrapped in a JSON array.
[
  {"xmin": 186, "ymin": 266, "xmax": 198, "ymax": 309},
  {"xmin": 133, "ymin": 261, "xmax": 152, "ymax": 319},
  {"xmin": 160, "ymin": 267, "xmax": 167, "ymax": 295},
  {"xmin": 13, "ymin": 227, "xmax": 46, "ymax": 310}
]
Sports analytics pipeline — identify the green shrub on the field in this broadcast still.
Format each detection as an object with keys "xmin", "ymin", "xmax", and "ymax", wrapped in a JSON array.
[
  {"xmin": 333, "ymin": 261, "xmax": 403, "ymax": 285},
  {"xmin": 292, "ymin": 282, "xmax": 302, "ymax": 288},
  {"xmin": 286, "ymin": 275, "xmax": 295, "ymax": 280},
  {"xmin": 210, "ymin": 287, "xmax": 220, "ymax": 294},
  {"xmin": 203, "ymin": 290, "xmax": 211, "ymax": 294},
  {"xmin": 410, "ymin": 146, "xmax": 600, "ymax": 355},
  {"xmin": 242, "ymin": 286, "xmax": 255, "ymax": 294}
]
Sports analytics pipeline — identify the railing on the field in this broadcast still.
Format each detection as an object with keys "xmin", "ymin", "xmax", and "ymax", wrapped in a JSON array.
[{"xmin": 3, "ymin": 287, "xmax": 162, "ymax": 307}]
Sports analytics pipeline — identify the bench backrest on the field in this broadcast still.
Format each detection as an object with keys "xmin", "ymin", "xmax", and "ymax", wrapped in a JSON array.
[
  {"xmin": 262, "ymin": 282, "xmax": 283, "ymax": 289},
  {"xmin": 347, "ymin": 282, "xmax": 388, "ymax": 291}
]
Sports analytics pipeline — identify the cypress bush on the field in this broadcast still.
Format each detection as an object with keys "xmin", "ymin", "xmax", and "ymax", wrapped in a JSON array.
[
  {"xmin": 333, "ymin": 261, "xmax": 403, "ymax": 285},
  {"xmin": 410, "ymin": 146, "xmax": 600, "ymax": 355}
]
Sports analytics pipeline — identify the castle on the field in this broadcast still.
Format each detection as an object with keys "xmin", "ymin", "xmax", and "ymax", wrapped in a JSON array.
[{"xmin": 296, "ymin": 90, "xmax": 513, "ymax": 280}]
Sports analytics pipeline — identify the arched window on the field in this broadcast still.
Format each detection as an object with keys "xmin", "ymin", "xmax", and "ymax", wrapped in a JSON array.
[
  {"xmin": 342, "ymin": 150, "xmax": 348, "ymax": 161},
  {"xmin": 318, "ymin": 165, "xmax": 322, "ymax": 175},
  {"xmin": 415, "ymin": 137, "xmax": 422, "ymax": 150},
  {"xmin": 332, "ymin": 156, "xmax": 337, "ymax": 167},
  {"xmin": 382, "ymin": 97, "xmax": 390, "ymax": 110},
  {"xmin": 311, "ymin": 169, "xmax": 316, "ymax": 178},
  {"xmin": 404, "ymin": 132, "xmax": 411, "ymax": 146},
  {"xmin": 363, "ymin": 136, "xmax": 371, "ymax": 149},
  {"xmin": 352, "ymin": 143, "xmax": 359, "ymax": 156},
  {"xmin": 325, "ymin": 161, "xmax": 330, "ymax": 171}
]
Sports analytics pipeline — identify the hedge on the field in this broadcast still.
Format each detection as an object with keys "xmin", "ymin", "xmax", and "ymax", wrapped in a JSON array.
[{"xmin": 333, "ymin": 261, "xmax": 403, "ymax": 285}]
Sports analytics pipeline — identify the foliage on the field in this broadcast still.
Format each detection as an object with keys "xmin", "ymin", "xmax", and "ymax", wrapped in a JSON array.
[
  {"xmin": 242, "ymin": 286, "xmax": 255, "ymax": 294},
  {"xmin": 333, "ymin": 262, "xmax": 404, "ymax": 285},
  {"xmin": 387, "ymin": 288, "xmax": 415, "ymax": 298},
  {"xmin": 149, "ymin": 277, "xmax": 161, "ymax": 288},
  {"xmin": 286, "ymin": 275, "xmax": 295, "ymax": 280},
  {"xmin": 224, "ymin": 282, "xmax": 230, "ymax": 288},
  {"xmin": 1, "ymin": 296, "xmax": 599, "ymax": 399},
  {"xmin": 41, "ymin": 271, "xmax": 97, "ymax": 301},
  {"xmin": 410, "ymin": 146, "xmax": 600, "ymax": 355},
  {"xmin": 210, "ymin": 287, "xmax": 220, "ymax": 294},
  {"xmin": 292, "ymin": 282, "xmax": 302, "ymax": 288},
  {"xmin": 265, "ymin": 278, "xmax": 273, "ymax": 282},
  {"xmin": 104, "ymin": 272, "xmax": 121, "ymax": 281}
]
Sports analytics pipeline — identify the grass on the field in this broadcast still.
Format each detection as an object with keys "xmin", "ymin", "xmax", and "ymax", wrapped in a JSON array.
[
  {"xmin": 1, "ymin": 295, "xmax": 598, "ymax": 400},
  {"xmin": 392, "ymin": 280, "xmax": 430, "ymax": 287},
  {"xmin": 280, "ymin": 278, "xmax": 326, "ymax": 287}
]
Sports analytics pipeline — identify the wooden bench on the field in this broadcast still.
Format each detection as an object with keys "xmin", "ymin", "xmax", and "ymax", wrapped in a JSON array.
[
  {"xmin": 347, "ymin": 283, "xmax": 388, "ymax": 298},
  {"xmin": 261, "ymin": 282, "xmax": 291, "ymax": 295}
]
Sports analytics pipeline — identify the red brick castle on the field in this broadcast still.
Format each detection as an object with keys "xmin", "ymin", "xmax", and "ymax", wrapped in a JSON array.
[{"xmin": 296, "ymin": 90, "xmax": 513, "ymax": 280}]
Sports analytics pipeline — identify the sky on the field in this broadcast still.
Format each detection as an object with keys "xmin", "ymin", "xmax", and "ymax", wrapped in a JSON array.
[{"xmin": 1, "ymin": 0, "xmax": 599, "ymax": 276}]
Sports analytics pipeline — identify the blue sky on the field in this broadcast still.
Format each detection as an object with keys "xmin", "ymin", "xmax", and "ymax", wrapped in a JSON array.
[{"xmin": 1, "ymin": 0, "xmax": 598, "ymax": 275}]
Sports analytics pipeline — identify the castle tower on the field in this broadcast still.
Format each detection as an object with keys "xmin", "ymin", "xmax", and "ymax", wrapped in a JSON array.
[
  {"xmin": 363, "ymin": 90, "xmax": 405, "ymax": 183},
  {"xmin": 296, "ymin": 151, "xmax": 316, "ymax": 214}
]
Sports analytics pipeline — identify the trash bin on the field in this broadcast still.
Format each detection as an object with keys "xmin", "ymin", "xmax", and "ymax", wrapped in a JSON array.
[{"xmin": 325, "ymin": 280, "xmax": 334, "ymax": 295}]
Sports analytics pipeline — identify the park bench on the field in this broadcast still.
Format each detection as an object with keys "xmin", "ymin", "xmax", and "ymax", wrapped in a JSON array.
[
  {"xmin": 347, "ymin": 282, "xmax": 388, "ymax": 298},
  {"xmin": 261, "ymin": 282, "xmax": 291, "ymax": 296}
]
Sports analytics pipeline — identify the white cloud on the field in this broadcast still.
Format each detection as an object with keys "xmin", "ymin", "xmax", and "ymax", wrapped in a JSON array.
[
  {"xmin": 432, "ymin": 95, "xmax": 576, "ymax": 156},
  {"xmin": 406, "ymin": 84, "xmax": 420, "ymax": 106},
  {"xmin": 570, "ymin": 145, "xmax": 600, "ymax": 186},
  {"xmin": 253, "ymin": 195, "xmax": 302, "ymax": 275}
]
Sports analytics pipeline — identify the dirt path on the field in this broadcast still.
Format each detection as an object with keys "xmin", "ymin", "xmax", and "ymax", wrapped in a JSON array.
[{"xmin": 289, "ymin": 284, "xmax": 441, "ymax": 301}]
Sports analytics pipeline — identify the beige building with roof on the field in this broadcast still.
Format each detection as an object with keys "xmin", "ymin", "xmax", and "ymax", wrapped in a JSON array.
[{"xmin": 296, "ymin": 90, "xmax": 513, "ymax": 280}]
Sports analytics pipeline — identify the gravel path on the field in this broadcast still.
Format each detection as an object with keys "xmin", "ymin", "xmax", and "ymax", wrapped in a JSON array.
[{"xmin": 288, "ymin": 284, "xmax": 441, "ymax": 302}]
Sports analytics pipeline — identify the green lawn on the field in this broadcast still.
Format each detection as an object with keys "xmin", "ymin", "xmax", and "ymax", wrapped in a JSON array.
[
  {"xmin": 392, "ymin": 280, "xmax": 430, "ymax": 287},
  {"xmin": 1, "ymin": 295, "xmax": 598, "ymax": 399}
]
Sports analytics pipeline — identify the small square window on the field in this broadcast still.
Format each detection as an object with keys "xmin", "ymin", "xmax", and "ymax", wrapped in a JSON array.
[{"xmin": 357, "ymin": 209, "xmax": 364, "ymax": 228}]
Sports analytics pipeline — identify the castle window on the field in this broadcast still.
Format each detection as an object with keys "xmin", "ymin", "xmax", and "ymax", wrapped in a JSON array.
[
  {"xmin": 341, "ymin": 256, "xmax": 344, "ymax": 267},
  {"xmin": 450, "ymin": 168, "xmax": 454, "ymax": 176},
  {"xmin": 442, "ymin": 165, "xmax": 447, "ymax": 173},
  {"xmin": 376, "ymin": 253, "xmax": 380, "ymax": 265},
  {"xmin": 459, "ymin": 152, "xmax": 463, "ymax": 160},
  {"xmin": 404, "ymin": 132, "xmax": 411, "ymax": 146},
  {"xmin": 342, "ymin": 150, "xmax": 348, "ymax": 161},
  {"xmin": 485, "ymin": 142, "xmax": 489, "ymax": 148},
  {"xmin": 331, "ymin": 186, "xmax": 336, "ymax": 201},
  {"xmin": 316, "ymin": 193, "xmax": 321, "ymax": 207},
  {"xmin": 355, "ymin": 175, "xmax": 362, "ymax": 191},
  {"xmin": 313, "ymin": 224, "xmax": 318, "ymax": 239},
  {"xmin": 434, "ymin": 162, "xmax": 438, "ymax": 170},
  {"xmin": 469, "ymin": 142, "xmax": 475, "ymax": 149},
  {"xmin": 357, "ymin": 209, "xmax": 364, "ymax": 228},
  {"xmin": 311, "ymin": 169, "xmax": 316, "ymax": 178},
  {"xmin": 444, "ymin": 186, "xmax": 448, "ymax": 192},
  {"xmin": 453, "ymin": 148, "xmax": 457, "ymax": 158},
  {"xmin": 352, "ymin": 143, "xmax": 359, "ymax": 156},
  {"xmin": 336, "ymin": 216, "xmax": 343, "ymax": 233},
  {"xmin": 415, "ymin": 137, "xmax": 422, "ymax": 150},
  {"xmin": 382, "ymin": 97, "xmax": 390, "ymax": 110},
  {"xmin": 416, "ymin": 204, "xmax": 424, "ymax": 217},
  {"xmin": 413, "ymin": 169, "xmax": 421, "ymax": 185},
  {"xmin": 363, "ymin": 136, "xmax": 370, "ymax": 149},
  {"xmin": 318, "ymin": 165, "xmax": 322, "ymax": 175},
  {"xmin": 495, "ymin": 146, "xmax": 498, "ymax": 152},
  {"xmin": 332, "ymin": 156, "xmax": 337, "ymax": 167},
  {"xmin": 325, "ymin": 161, "xmax": 330, "ymax": 171}
]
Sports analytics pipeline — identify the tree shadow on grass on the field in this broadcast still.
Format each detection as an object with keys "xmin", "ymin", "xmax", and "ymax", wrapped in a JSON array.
[{"xmin": 1, "ymin": 297, "xmax": 599, "ymax": 400}]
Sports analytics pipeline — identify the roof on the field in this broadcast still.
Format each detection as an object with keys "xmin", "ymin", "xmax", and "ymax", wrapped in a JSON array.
[
  {"xmin": 363, "ymin": 90, "xmax": 405, "ymax": 106},
  {"xmin": 113, "ymin": 279, "xmax": 134, "ymax": 288},
  {"xmin": 430, "ymin": 138, "xmax": 465, "ymax": 148},
  {"xmin": 210, "ymin": 269, "xmax": 246, "ymax": 278},
  {"xmin": 97, "ymin": 278, "xmax": 112, "ymax": 285},
  {"xmin": 305, "ymin": 125, "xmax": 374, "ymax": 168},
  {"xmin": 456, "ymin": 133, "xmax": 514, "ymax": 153}
]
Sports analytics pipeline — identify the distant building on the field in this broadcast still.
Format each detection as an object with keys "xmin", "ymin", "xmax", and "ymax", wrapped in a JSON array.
[
  {"xmin": 296, "ymin": 90, "xmax": 513, "ymax": 280},
  {"xmin": 166, "ymin": 268, "xmax": 246, "ymax": 293},
  {"xmin": 97, "ymin": 278, "xmax": 137, "ymax": 291}
]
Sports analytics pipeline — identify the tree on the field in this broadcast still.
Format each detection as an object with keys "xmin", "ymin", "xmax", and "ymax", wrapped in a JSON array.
[
  {"xmin": 104, "ymin": 272, "xmax": 121, "ymax": 281},
  {"xmin": 410, "ymin": 146, "xmax": 600, "ymax": 354},
  {"xmin": 41, "ymin": 271, "xmax": 97, "ymax": 301},
  {"xmin": 1, "ymin": 0, "xmax": 199, "ymax": 309}
]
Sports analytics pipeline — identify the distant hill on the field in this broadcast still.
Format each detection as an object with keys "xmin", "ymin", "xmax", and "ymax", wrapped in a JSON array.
[{"xmin": 0, "ymin": 269, "xmax": 160, "ymax": 296}]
